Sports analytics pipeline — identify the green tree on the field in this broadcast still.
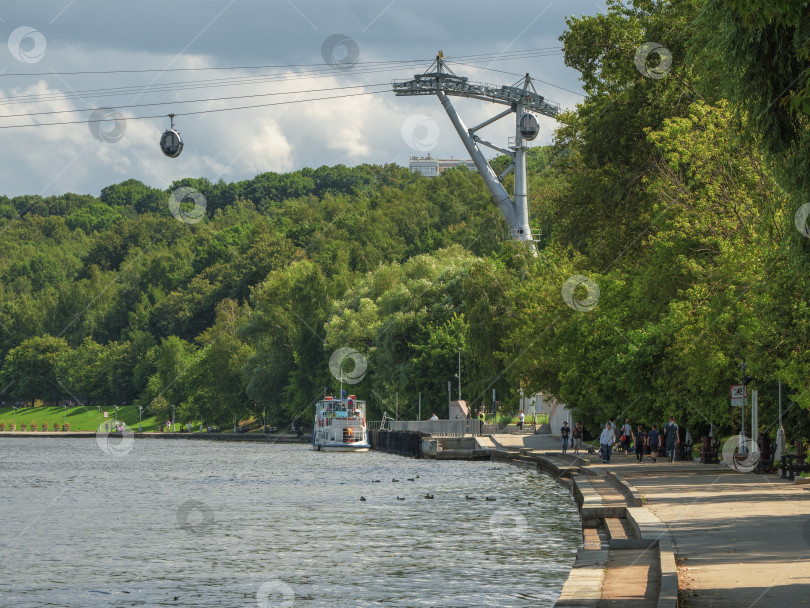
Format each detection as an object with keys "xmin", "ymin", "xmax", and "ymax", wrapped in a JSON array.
[{"xmin": 1, "ymin": 335, "xmax": 69, "ymax": 404}]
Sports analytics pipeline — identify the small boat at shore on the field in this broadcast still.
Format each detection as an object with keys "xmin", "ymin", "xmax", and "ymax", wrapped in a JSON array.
[{"xmin": 312, "ymin": 394, "xmax": 370, "ymax": 451}]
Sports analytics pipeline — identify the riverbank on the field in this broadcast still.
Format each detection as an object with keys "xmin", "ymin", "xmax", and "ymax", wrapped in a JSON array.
[
  {"xmin": 483, "ymin": 432, "xmax": 810, "ymax": 607},
  {"xmin": 0, "ymin": 431, "xmax": 310, "ymax": 442}
]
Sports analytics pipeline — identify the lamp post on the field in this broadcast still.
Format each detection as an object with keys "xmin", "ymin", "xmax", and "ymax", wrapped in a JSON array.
[
  {"xmin": 739, "ymin": 360, "xmax": 748, "ymax": 454},
  {"xmin": 13, "ymin": 405, "xmax": 17, "ymax": 431},
  {"xmin": 171, "ymin": 405, "xmax": 175, "ymax": 432},
  {"xmin": 457, "ymin": 347, "xmax": 462, "ymax": 400},
  {"xmin": 97, "ymin": 406, "xmax": 101, "ymax": 429},
  {"xmin": 63, "ymin": 404, "xmax": 67, "ymax": 427},
  {"xmin": 138, "ymin": 406, "xmax": 143, "ymax": 432}
]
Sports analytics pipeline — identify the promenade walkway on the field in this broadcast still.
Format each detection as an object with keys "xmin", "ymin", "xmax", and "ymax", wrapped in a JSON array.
[{"xmin": 490, "ymin": 433, "xmax": 810, "ymax": 607}]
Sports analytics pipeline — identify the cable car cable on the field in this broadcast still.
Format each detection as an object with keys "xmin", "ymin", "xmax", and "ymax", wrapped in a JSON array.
[
  {"xmin": 0, "ymin": 48, "xmax": 562, "ymax": 78},
  {"xmin": 0, "ymin": 51, "xmax": 562, "ymax": 108},
  {"xmin": 0, "ymin": 63, "xmax": 422, "ymax": 107},
  {"xmin": 0, "ymin": 89, "xmax": 391, "ymax": 130},
  {"xmin": 0, "ymin": 82, "xmax": 390, "ymax": 119}
]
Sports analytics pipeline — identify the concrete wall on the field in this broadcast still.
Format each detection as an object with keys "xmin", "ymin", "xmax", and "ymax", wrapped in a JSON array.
[{"xmin": 549, "ymin": 401, "xmax": 573, "ymax": 435}]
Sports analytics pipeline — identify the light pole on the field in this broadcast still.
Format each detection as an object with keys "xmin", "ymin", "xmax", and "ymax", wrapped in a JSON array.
[
  {"xmin": 739, "ymin": 360, "xmax": 748, "ymax": 454},
  {"xmin": 171, "ymin": 405, "xmax": 175, "ymax": 432},
  {"xmin": 63, "ymin": 404, "xmax": 67, "ymax": 427},
  {"xmin": 457, "ymin": 347, "xmax": 462, "ymax": 400},
  {"xmin": 138, "ymin": 406, "xmax": 143, "ymax": 432},
  {"xmin": 97, "ymin": 406, "xmax": 101, "ymax": 429},
  {"xmin": 13, "ymin": 406, "xmax": 17, "ymax": 431}
]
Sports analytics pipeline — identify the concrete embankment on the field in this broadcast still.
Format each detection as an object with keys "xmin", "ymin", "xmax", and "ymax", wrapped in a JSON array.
[
  {"xmin": 0, "ymin": 431, "xmax": 309, "ymax": 442},
  {"xmin": 449, "ymin": 433, "xmax": 810, "ymax": 608},
  {"xmin": 425, "ymin": 433, "xmax": 677, "ymax": 607}
]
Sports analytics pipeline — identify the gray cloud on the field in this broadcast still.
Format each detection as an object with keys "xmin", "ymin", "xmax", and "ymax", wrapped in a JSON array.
[{"xmin": 0, "ymin": 0, "xmax": 603, "ymax": 196}]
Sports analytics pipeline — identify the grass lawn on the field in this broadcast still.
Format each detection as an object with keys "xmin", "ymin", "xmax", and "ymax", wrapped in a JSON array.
[
  {"xmin": 0, "ymin": 405, "xmax": 164, "ymax": 432},
  {"xmin": 0, "ymin": 406, "xmax": 279, "ymax": 433}
]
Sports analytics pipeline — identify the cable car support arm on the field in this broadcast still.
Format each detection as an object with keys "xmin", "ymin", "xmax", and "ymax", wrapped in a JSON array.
[{"xmin": 393, "ymin": 53, "xmax": 559, "ymax": 245}]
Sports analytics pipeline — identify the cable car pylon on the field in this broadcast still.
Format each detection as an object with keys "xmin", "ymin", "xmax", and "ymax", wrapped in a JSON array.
[{"xmin": 393, "ymin": 52, "xmax": 559, "ymax": 249}]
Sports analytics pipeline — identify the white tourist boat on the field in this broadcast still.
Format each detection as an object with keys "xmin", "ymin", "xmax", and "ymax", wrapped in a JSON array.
[{"xmin": 312, "ymin": 394, "xmax": 370, "ymax": 451}]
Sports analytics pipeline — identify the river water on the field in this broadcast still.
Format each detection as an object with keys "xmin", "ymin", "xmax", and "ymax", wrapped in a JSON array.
[{"xmin": 0, "ymin": 438, "xmax": 581, "ymax": 607}]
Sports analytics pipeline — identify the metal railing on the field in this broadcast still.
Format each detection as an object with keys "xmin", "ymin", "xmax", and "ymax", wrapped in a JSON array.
[{"xmin": 388, "ymin": 419, "xmax": 483, "ymax": 437}]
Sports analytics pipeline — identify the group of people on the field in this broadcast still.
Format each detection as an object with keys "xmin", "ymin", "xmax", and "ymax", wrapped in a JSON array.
[
  {"xmin": 558, "ymin": 420, "xmax": 584, "ymax": 454},
  {"xmin": 596, "ymin": 416, "xmax": 680, "ymax": 464}
]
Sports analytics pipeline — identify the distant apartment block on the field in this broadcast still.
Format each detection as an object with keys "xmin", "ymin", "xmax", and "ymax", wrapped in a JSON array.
[{"xmin": 409, "ymin": 155, "xmax": 477, "ymax": 177}]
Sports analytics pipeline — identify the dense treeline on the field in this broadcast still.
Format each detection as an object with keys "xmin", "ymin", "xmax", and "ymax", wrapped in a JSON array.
[{"xmin": 3, "ymin": 0, "xmax": 810, "ymax": 439}]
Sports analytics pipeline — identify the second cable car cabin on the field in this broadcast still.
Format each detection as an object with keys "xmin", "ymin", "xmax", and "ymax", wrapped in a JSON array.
[
  {"xmin": 312, "ymin": 395, "xmax": 370, "ymax": 451},
  {"xmin": 160, "ymin": 114, "xmax": 183, "ymax": 158}
]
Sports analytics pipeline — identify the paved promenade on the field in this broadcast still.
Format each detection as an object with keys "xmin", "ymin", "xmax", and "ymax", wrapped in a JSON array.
[{"xmin": 490, "ymin": 432, "xmax": 810, "ymax": 607}]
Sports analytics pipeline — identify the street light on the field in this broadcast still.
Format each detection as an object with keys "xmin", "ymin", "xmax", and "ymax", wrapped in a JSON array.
[
  {"xmin": 457, "ymin": 347, "xmax": 462, "ymax": 400},
  {"xmin": 97, "ymin": 406, "xmax": 101, "ymax": 429},
  {"xmin": 63, "ymin": 404, "xmax": 67, "ymax": 427},
  {"xmin": 171, "ymin": 405, "xmax": 175, "ymax": 432},
  {"xmin": 138, "ymin": 406, "xmax": 143, "ymax": 432},
  {"xmin": 739, "ymin": 360, "xmax": 752, "ymax": 454}
]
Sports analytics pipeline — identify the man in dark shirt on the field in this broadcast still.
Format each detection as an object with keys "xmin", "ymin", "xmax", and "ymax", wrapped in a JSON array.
[
  {"xmin": 648, "ymin": 424, "xmax": 661, "ymax": 463},
  {"xmin": 634, "ymin": 425, "xmax": 647, "ymax": 463},
  {"xmin": 664, "ymin": 415, "xmax": 680, "ymax": 463},
  {"xmin": 560, "ymin": 421, "xmax": 571, "ymax": 453}
]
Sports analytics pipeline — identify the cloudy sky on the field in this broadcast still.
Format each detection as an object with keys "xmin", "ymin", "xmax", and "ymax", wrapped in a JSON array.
[{"xmin": 0, "ymin": 0, "xmax": 605, "ymax": 197}]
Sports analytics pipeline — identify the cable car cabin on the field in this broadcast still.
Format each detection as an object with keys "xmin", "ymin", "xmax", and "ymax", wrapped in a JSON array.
[
  {"xmin": 312, "ymin": 396, "xmax": 370, "ymax": 451},
  {"xmin": 518, "ymin": 112, "xmax": 540, "ymax": 141},
  {"xmin": 160, "ymin": 129, "xmax": 183, "ymax": 158}
]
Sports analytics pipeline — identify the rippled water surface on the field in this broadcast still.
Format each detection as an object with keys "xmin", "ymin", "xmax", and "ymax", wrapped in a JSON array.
[{"xmin": 0, "ymin": 438, "xmax": 581, "ymax": 607}]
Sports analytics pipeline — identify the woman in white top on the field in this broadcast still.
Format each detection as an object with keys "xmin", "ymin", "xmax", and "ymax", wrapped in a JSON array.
[{"xmin": 600, "ymin": 423, "xmax": 616, "ymax": 464}]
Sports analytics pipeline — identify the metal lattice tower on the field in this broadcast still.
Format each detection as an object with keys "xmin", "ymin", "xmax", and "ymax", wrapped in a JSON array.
[{"xmin": 393, "ymin": 53, "xmax": 559, "ymax": 247}]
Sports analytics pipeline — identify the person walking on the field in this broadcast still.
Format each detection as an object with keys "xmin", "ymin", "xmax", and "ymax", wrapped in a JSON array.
[
  {"xmin": 664, "ymin": 415, "xmax": 680, "ymax": 463},
  {"xmin": 607, "ymin": 417, "xmax": 619, "ymax": 445},
  {"xmin": 600, "ymin": 423, "xmax": 616, "ymax": 464},
  {"xmin": 621, "ymin": 418, "xmax": 633, "ymax": 455},
  {"xmin": 634, "ymin": 425, "xmax": 647, "ymax": 463},
  {"xmin": 648, "ymin": 424, "xmax": 661, "ymax": 463},
  {"xmin": 560, "ymin": 421, "xmax": 571, "ymax": 453},
  {"xmin": 571, "ymin": 421, "xmax": 582, "ymax": 452},
  {"xmin": 518, "ymin": 410, "xmax": 525, "ymax": 431},
  {"xmin": 478, "ymin": 410, "xmax": 485, "ymax": 434}
]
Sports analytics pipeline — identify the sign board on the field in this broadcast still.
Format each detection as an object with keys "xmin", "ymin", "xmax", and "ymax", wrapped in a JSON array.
[
  {"xmin": 103, "ymin": 411, "xmax": 108, "ymax": 418},
  {"xmin": 730, "ymin": 385, "xmax": 746, "ymax": 399},
  {"xmin": 731, "ymin": 398, "xmax": 745, "ymax": 407}
]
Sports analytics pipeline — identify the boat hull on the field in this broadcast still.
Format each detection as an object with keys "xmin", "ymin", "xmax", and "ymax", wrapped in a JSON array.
[{"xmin": 312, "ymin": 443, "xmax": 370, "ymax": 452}]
